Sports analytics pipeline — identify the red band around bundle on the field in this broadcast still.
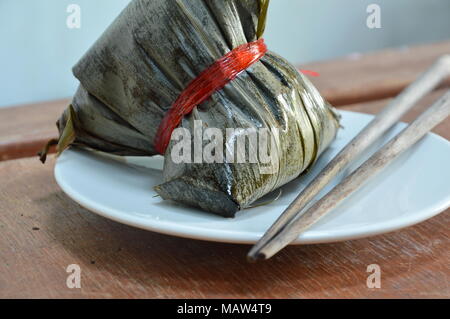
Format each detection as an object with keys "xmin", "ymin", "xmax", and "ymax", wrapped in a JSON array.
[{"xmin": 154, "ymin": 38, "xmax": 268, "ymax": 154}]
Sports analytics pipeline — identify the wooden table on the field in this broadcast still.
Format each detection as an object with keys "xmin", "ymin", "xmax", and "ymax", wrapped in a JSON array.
[{"xmin": 1, "ymin": 41, "xmax": 449, "ymax": 299}]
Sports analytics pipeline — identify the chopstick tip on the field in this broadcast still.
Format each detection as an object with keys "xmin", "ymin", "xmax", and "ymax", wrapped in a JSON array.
[{"xmin": 247, "ymin": 251, "xmax": 267, "ymax": 263}]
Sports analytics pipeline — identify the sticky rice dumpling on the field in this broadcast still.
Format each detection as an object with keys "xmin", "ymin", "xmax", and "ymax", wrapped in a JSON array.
[{"xmin": 48, "ymin": 0, "xmax": 340, "ymax": 217}]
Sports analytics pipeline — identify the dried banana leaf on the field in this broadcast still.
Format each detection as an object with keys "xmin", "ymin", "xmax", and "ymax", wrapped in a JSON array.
[{"xmin": 53, "ymin": 0, "xmax": 340, "ymax": 217}]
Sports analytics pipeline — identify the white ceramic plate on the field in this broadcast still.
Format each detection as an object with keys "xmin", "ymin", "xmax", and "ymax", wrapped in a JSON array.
[{"xmin": 54, "ymin": 111, "xmax": 450, "ymax": 244}]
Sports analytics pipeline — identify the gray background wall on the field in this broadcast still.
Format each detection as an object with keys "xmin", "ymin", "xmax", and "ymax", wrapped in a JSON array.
[{"xmin": 1, "ymin": 0, "xmax": 449, "ymax": 107}]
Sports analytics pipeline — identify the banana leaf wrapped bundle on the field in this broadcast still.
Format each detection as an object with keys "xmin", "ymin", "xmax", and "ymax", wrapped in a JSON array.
[{"xmin": 46, "ymin": 0, "xmax": 340, "ymax": 217}]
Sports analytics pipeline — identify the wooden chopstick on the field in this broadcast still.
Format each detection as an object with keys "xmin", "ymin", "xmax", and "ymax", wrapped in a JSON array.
[
  {"xmin": 248, "ymin": 55, "xmax": 450, "ymax": 261},
  {"xmin": 249, "ymin": 89, "xmax": 450, "ymax": 260}
]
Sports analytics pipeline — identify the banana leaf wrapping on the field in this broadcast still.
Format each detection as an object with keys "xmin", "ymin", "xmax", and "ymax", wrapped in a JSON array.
[{"xmin": 54, "ymin": 0, "xmax": 340, "ymax": 217}]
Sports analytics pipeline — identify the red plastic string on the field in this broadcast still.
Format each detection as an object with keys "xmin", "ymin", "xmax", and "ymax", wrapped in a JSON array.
[
  {"xmin": 154, "ymin": 39, "xmax": 268, "ymax": 154},
  {"xmin": 300, "ymin": 69, "xmax": 320, "ymax": 77}
]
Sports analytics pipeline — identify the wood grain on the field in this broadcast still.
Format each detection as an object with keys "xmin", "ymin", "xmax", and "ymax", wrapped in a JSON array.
[
  {"xmin": 0, "ymin": 156, "xmax": 448, "ymax": 299},
  {"xmin": 308, "ymin": 41, "xmax": 450, "ymax": 106},
  {"xmin": 1, "ymin": 41, "xmax": 449, "ymax": 162},
  {"xmin": 342, "ymin": 88, "xmax": 450, "ymax": 139},
  {"xmin": 0, "ymin": 99, "xmax": 68, "ymax": 162}
]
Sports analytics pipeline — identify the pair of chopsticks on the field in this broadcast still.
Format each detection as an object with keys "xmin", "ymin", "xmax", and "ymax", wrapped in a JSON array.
[{"xmin": 248, "ymin": 55, "xmax": 450, "ymax": 261}]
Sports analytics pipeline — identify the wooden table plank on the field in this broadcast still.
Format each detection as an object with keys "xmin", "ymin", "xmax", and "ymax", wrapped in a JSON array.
[
  {"xmin": 308, "ymin": 40, "xmax": 450, "ymax": 106},
  {"xmin": 1, "ymin": 41, "xmax": 449, "ymax": 162},
  {"xmin": 0, "ymin": 99, "xmax": 68, "ymax": 162},
  {"xmin": 342, "ymin": 88, "xmax": 450, "ymax": 140},
  {"xmin": 1, "ymin": 90, "xmax": 449, "ymax": 299}
]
